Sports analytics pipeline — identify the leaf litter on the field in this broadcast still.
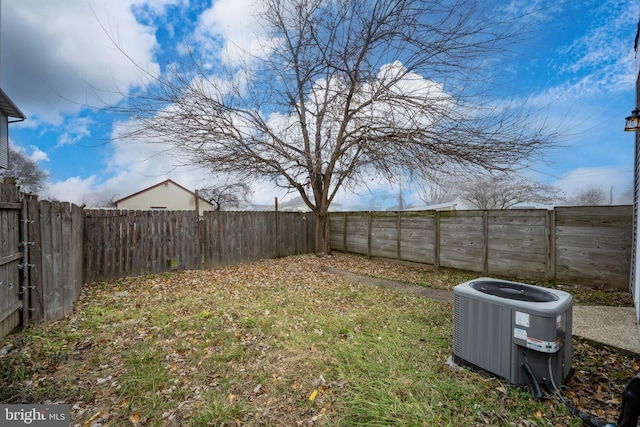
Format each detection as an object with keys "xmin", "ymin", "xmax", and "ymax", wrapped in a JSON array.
[{"xmin": 0, "ymin": 253, "xmax": 636, "ymax": 426}]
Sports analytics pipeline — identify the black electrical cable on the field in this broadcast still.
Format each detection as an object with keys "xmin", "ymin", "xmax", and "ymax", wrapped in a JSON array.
[
  {"xmin": 521, "ymin": 360, "xmax": 543, "ymax": 401},
  {"xmin": 615, "ymin": 374, "xmax": 640, "ymax": 427},
  {"xmin": 546, "ymin": 354, "xmax": 616, "ymax": 427}
]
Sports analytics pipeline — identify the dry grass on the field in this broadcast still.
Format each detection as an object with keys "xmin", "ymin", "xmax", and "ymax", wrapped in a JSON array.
[{"xmin": 0, "ymin": 253, "xmax": 636, "ymax": 426}]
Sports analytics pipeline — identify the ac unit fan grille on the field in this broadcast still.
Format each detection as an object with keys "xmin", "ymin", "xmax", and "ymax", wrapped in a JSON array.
[{"xmin": 453, "ymin": 294, "xmax": 461, "ymax": 354}]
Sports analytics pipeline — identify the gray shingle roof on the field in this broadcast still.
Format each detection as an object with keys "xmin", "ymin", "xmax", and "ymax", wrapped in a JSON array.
[{"xmin": 0, "ymin": 88, "xmax": 25, "ymax": 121}]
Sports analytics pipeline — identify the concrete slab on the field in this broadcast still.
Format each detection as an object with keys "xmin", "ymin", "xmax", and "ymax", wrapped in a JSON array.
[{"xmin": 570, "ymin": 306, "xmax": 639, "ymax": 354}]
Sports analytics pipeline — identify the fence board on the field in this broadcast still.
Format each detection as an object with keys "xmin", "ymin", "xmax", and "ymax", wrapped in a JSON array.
[
  {"xmin": 344, "ymin": 213, "xmax": 369, "ymax": 255},
  {"xmin": 84, "ymin": 209, "xmax": 202, "ymax": 282},
  {"xmin": 61, "ymin": 203, "xmax": 73, "ymax": 317},
  {"xmin": 3, "ymin": 184, "xmax": 636, "ymax": 338},
  {"xmin": 439, "ymin": 212, "xmax": 484, "ymax": 271},
  {"xmin": 329, "ymin": 213, "xmax": 346, "ymax": 251},
  {"xmin": 555, "ymin": 206, "xmax": 632, "ymax": 286},
  {"xmin": 26, "ymin": 198, "xmax": 43, "ymax": 322},
  {"xmin": 23, "ymin": 200, "xmax": 85, "ymax": 324},
  {"xmin": 72, "ymin": 204, "xmax": 83, "ymax": 300},
  {"xmin": 199, "ymin": 211, "xmax": 314, "ymax": 269},
  {"xmin": 486, "ymin": 210, "xmax": 548, "ymax": 279},
  {"xmin": 370, "ymin": 213, "xmax": 398, "ymax": 259},
  {"xmin": 83, "ymin": 209, "xmax": 314, "ymax": 283},
  {"xmin": 39, "ymin": 201, "xmax": 54, "ymax": 322},
  {"xmin": 0, "ymin": 181, "xmax": 21, "ymax": 338},
  {"xmin": 277, "ymin": 211, "xmax": 313, "ymax": 256},
  {"xmin": 330, "ymin": 205, "xmax": 633, "ymax": 289},
  {"xmin": 50, "ymin": 201, "xmax": 64, "ymax": 322},
  {"xmin": 398, "ymin": 215, "xmax": 435, "ymax": 264}
]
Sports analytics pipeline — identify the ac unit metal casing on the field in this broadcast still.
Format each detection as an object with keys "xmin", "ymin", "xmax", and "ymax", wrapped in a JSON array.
[{"xmin": 453, "ymin": 278, "xmax": 572, "ymax": 387}]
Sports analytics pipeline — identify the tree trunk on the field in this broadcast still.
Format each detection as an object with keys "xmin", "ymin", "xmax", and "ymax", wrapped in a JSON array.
[{"xmin": 314, "ymin": 212, "xmax": 331, "ymax": 254}]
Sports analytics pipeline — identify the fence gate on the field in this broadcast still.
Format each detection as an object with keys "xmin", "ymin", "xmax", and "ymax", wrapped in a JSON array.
[{"xmin": 0, "ymin": 180, "xmax": 31, "ymax": 338}]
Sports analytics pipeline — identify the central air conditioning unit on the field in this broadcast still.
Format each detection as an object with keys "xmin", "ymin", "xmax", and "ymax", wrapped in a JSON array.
[{"xmin": 453, "ymin": 278, "xmax": 572, "ymax": 394}]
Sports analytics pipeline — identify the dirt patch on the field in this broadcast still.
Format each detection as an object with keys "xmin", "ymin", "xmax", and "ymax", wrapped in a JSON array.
[{"xmin": 321, "ymin": 266, "xmax": 453, "ymax": 302}]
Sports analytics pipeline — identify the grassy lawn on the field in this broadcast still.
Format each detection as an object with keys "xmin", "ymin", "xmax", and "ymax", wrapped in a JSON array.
[{"xmin": 0, "ymin": 253, "xmax": 636, "ymax": 426}]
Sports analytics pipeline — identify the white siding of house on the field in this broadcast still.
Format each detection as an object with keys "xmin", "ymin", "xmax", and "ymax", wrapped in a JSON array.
[
  {"xmin": 117, "ymin": 181, "xmax": 213, "ymax": 216},
  {"xmin": 632, "ymin": 68, "xmax": 640, "ymax": 340},
  {"xmin": 0, "ymin": 112, "xmax": 8, "ymax": 169}
]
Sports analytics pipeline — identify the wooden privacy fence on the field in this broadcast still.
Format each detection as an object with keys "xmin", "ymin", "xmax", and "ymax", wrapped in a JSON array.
[
  {"xmin": 0, "ymin": 181, "xmax": 23, "ymax": 338},
  {"xmin": 83, "ymin": 209, "xmax": 201, "ymax": 282},
  {"xmin": 1, "ymin": 180, "xmax": 84, "ymax": 338},
  {"xmin": 329, "ymin": 206, "xmax": 633, "ymax": 289},
  {"xmin": 26, "ymin": 199, "xmax": 84, "ymax": 323},
  {"xmin": 83, "ymin": 209, "xmax": 315, "ymax": 283},
  {"xmin": 2, "ymin": 187, "xmax": 315, "ymax": 337},
  {"xmin": 2, "ymin": 171, "xmax": 634, "ymax": 340},
  {"xmin": 198, "ymin": 210, "xmax": 315, "ymax": 267}
]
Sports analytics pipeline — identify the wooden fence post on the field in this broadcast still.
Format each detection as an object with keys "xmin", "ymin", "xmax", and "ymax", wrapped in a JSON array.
[
  {"xmin": 27, "ymin": 197, "xmax": 42, "ymax": 323},
  {"xmin": 434, "ymin": 211, "xmax": 440, "ymax": 269},
  {"xmin": 367, "ymin": 211, "xmax": 372, "ymax": 259},
  {"xmin": 343, "ymin": 212, "xmax": 347, "ymax": 253},
  {"xmin": 397, "ymin": 211, "xmax": 402, "ymax": 261},
  {"xmin": 547, "ymin": 209, "xmax": 556, "ymax": 282},
  {"xmin": 20, "ymin": 197, "xmax": 30, "ymax": 327},
  {"xmin": 482, "ymin": 210, "xmax": 489, "ymax": 274},
  {"xmin": 275, "ymin": 198, "xmax": 279, "ymax": 257}
]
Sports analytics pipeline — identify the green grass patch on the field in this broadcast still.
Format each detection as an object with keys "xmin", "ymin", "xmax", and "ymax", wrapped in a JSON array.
[{"xmin": 0, "ymin": 254, "xmax": 617, "ymax": 425}]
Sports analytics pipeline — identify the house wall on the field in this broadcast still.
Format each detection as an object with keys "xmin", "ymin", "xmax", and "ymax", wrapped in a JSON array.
[
  {"xmin": 117, "ymin": 181, "xmax": 213, "ymax": 215},
  {"xmin": 632, "ymin": 69, "xmax": 640, "ymax": 339}
]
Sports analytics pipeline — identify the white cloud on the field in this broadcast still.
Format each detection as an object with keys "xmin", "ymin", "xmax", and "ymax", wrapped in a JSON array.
[
  {"xmin": 9, "ymin": 142, "xmax": 49, "ymax": 163},
  {"xmin": 193, "ymin": 0, "xmax": 278, "ymax": 66},
  {"xmin": 56, "ymin": 117, "xmax": 94, "ymax": 147},
  {"xmin": 39, "ymin": 114, "xmax": 260, "ymax": 207},
  {"xmin": 28, "ymin": 146, "xmax": 50, "ymax": 163},
  {"xmin": 552, "ymin": 166, "xmax": 633, "ymax": 204},
  {"xmin": 44, "ymin": 175, "xmax": 100, "ymax": 204},
  {"xmin": 1, "ymin": 0, "xmax": 181, "ymax": 125},
  {"xmin": 19, "ymin": 0, "xmax": 640, "ymax": 213}
]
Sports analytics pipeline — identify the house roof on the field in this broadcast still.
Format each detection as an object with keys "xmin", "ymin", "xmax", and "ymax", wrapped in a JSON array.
[
  {"xmin": 0, "ymin": 88, "xmax": 26, "ymax": 122},
  {"xmin": 115, "ymin": 179, "xmax": 210, "ymax": 205}
]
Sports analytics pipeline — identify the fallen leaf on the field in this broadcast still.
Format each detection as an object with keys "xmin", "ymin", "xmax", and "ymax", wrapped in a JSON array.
[
  {"xmin": 129, "ymin": 411, "xmax": 141, "ymax": 424},
  {"xmin": 83, "ymin": 411, "xmax": 103, "ymax": 427},
  {"xmin": 96, "ymin": 375, "xmax": 112, "ymax": 385},
  {"xmin": 309, "ymin": 389, "xmax": 318, "ymax": 401}
]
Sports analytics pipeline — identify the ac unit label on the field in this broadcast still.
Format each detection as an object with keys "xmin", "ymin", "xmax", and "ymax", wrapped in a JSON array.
[
  {"xmin": 526, "ymin": 337, "xmax": 560, "ymax": 353},
  {"xmin": 513, "ymin": 328, "xmax": 527, "ymax": 340},
  {"xmin": 515, "ymin": 311, "xmax": 530, "ymax": 327}
]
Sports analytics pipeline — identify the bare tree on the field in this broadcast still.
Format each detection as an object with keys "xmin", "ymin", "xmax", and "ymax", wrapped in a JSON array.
[
  {"xmin": 85, "ymin": 194, "xmax": 118, "ymax": 209},
  {"xmin": 415, "ymin": 171, "xmax": 458, "ymax": 207},
  {"xmin": 0, "ymin": 147, "xmax": 48, "ymax": 194},
  {"xmin": 573, "ymin": 186, "xmax": 607, "ymax": 206},
  {"xmin": 199, "ymin": 181, "xmax": 253, "ymax": 211},
  {"xmin": 118, "ymin": 0, "xmax": 558, "ymax": 253},
  {"xmin": 457, "ymin": 172, "xmax": 564, "ymax": 209}
]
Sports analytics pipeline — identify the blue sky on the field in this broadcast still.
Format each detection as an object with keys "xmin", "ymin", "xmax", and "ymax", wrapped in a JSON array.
[{"xmin": 2, "ymin": 0, "xmax": 640, "ymax": 209}]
